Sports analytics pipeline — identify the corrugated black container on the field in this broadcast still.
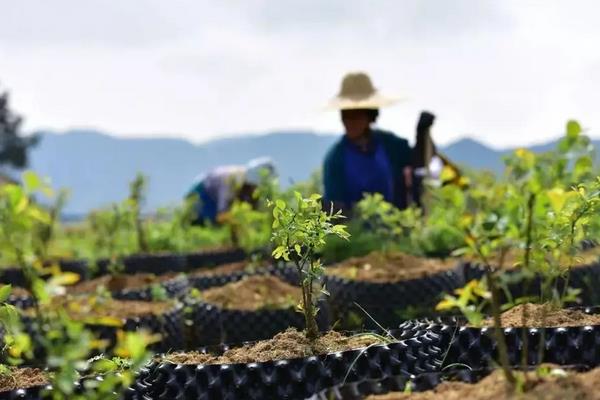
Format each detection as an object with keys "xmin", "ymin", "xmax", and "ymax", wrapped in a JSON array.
[
  {"xmin": 126, "ymin": 327, "xmax": 443, "ymax": 400},
  {"xmin": 190, "ymin": 299, "xmax": 331, "ymax": 345},
  {"xmin": 326, "ymin": 266, "xmax": 463, "ymax": 330},
  {"xmin": 399, "ymin": 306, "xmax": 600, "ymax": 370},
  {"xmin": 312, "ymin": 368, "xmax": 488, "ymax": 400},
  {"xmin": 185, "ymin": 249, "xmax": 246, "ymax": 272}
]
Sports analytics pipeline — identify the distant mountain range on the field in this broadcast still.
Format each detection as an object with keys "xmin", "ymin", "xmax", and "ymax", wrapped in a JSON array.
[{"xmin": 25, "ymin": 129, "xmax": 598, "ymax": 214}]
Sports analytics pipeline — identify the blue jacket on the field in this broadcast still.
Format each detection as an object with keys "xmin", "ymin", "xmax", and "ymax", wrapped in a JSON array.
[{"xmin": 323, "ymin": 129, "xmax": 411, "ymax": 209}]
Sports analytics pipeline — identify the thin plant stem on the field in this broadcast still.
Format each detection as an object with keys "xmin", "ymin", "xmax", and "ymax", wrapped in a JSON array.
[
  {"xmin": 521, "ymin": 193, "xmax": 535, "ymax": 372},
  {"xmin": 474, "ymin": 242, "xmax": 515, "ymax": 387},
  {"xmin": 485, "ymin": 266, "xmax": 516, "ymax": 386}
]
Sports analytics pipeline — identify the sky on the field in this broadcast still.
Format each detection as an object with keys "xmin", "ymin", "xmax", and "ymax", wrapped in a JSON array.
[{"xmin": 1, "ymin": 0, "xmax": 599, "ymax": 148}]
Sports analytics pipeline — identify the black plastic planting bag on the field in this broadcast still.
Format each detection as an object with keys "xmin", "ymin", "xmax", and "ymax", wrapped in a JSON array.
[
  {"xmin": 127, "ymin": 328, "xmax": 442, "ymax": 400},
  {"xmin": 399, "ymin": 307, "xmax": 600, "ymax": 370},
  {"xmin": 123, "ymin": 254, "xmax": 188, "ymax": 275},
  {"xmin": 190, "ymin": 299, "xmax": 331, "ymax": 345},
  {"xmin": 6, "ymin": 292, "xmax": 34, "ymax": 309},
  {"xmin": 569, "ymin": 262, "xmax": 600, "ymax": 305},
  {"xmin": 312, "ymin": 368, "xmax": 489, "ymax": 400},
  {"xmin": 185, "ymin": 249, "xmax": 246, "ymax": 271},
  {"xmin": 91, "ymin": 254, "xmax": 189, "ymax": 276},
  {"xmin": 326, "ymin": 268, "xmax": 463, "ymax": 330},
  {"xmin": 188, "ymin": 264, "xmax": 298, "ymax": 291},
  {"xmin": 1, "ymin": 373, "xmax": 142, "ymax": 400},
  {"xmin": 111, "ymin": 274, "xmax": 189, "ymax": 301}
]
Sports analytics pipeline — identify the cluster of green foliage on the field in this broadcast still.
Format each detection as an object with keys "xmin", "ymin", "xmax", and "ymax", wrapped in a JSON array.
[
  {"xmin": 0, "ymin": 173, "xmax": 152, "ymax": 399},
  {"xmin": 36, "ymin": 174, "xmax": 230, "ymax": 268},
  {"xmin": 437, "ymin": 120, "xmax": 600, "ymax": 388},
  {"xmin": 320, "ymin": 185, "xmax": 466, "ymax": 262}
]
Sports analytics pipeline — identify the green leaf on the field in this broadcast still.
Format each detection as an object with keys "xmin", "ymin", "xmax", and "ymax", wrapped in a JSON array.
[
  {"xmin": 0, "ymin": 285, "xmax": 11, "ymax": 303},
  {"xmin": 547, "ymin": 188, "xmax": 567, "ymax": 213},
  {"xmin": 566, "ymin": 120, "xmax": 581, "ymax": 140},
  {"xmin": 22, "ymin": 171, "xmax": 42, "ymax": 191},
  {"xmin": 275, "ymin": 199, "xmax": 286, "ymax": 210},
  {"xmin": 294, "ymin": 244, "xmax": 302, "ymax": 256},
  {"xmin": 574, "ymin": 156, "xmax": 592, "ymax": 180},
  {"xmin": 93, "ymin": 358, "xmax": 118, "ymax": 373}
]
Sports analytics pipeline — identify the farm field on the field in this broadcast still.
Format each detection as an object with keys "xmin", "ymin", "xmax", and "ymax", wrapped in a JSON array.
[{"xmin": 1, "ymin": 121, "xmax": 600, "ymax": 398}]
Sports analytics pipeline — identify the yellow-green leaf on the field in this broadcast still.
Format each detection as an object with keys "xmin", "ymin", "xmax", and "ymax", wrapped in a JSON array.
[
  {"xmin": 0, "ymin": 284, "xmax": 12, "ymax": 303},
  {"xmin": 547, "ymin": 187, "xmax": 566, "ymax": 213},
  {"xmin": 48, "ymin": 272, "xmax": 81, "ymax": 287},
  {"xmin": 566, "ymin": 120, "xmax": 581, "ymax": 140}
]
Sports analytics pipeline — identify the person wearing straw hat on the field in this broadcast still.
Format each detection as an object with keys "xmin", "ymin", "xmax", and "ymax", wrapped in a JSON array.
[
  {"xmin": 323, "ymin": 72, "xmax": 412, "ymax": 213},
  {"xmin": 186, "ymin": 157, "xmax": 277, "ymax": 225}
]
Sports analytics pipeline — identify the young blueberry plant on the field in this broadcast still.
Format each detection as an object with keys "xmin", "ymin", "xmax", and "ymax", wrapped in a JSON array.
[{"xmin": 270, "ymin": 193, "xmax": 349, "ymax": 340}]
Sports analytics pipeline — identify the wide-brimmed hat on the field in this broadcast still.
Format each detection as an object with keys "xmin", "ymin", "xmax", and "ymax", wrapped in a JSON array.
[{"xmin": 326, "ymin": 72, "xmax": 399, "ymax": 110}]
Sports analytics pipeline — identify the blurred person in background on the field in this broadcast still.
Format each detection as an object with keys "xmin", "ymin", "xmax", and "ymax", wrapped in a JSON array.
[
  {"xmin": 186, "ymin": 157, "xmax": 276, "ymax": 225},
  {"xmin": 411, "ymin": 111, "xmax": 465, "ymax": 208},
  {"xmin": 323, "ymin": 72, "xmax": 412, "ymax": 214}
]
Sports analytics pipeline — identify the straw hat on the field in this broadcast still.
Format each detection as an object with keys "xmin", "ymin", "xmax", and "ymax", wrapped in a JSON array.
[{"xmin": 326, "ymin": 72, "xmax": 399, "ymax": 110}]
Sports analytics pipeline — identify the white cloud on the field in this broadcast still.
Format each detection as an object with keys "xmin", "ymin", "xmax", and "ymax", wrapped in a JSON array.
[{"xmin": 0, "ymin": 0, "xmax": 599, "ymax": 148}]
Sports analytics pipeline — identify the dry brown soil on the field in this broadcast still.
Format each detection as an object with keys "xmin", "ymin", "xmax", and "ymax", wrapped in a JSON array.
[
  {"xmin": 0, "ymin": 367, "xmax": 48, "ymax": 393},
  {"xmin": 68, "ymin": 273, "xmax": 177, "ymax": 294},
  {"xmin": 163, "ymin": 328, "xmax": 382, "ymax": 365},
  {"xmin": 26, "ymin": 296, "xmax": 173, "ymax": 321},
  {"xmin": 367, "ymin": 367, "xmax": 600, "ymax": 400},
  {"xmin": 482, "ymin": 303, "xmax": 600, "ymax": 328},
  {"xmin": 326, "ymin": 251, "xmax": 456, "ymax": 283},
  {"xmin": 201, "ymin": 275, "xmax": 300, "ymax": 311}
]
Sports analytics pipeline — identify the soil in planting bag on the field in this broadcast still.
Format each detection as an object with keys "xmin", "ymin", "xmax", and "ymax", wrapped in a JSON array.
[
  {"xmin": 326, "ymin": 269, "xmax": 463, "ymax": 330},
  {"xmin": 126, "ymin": 328, "xmax": 443, "ymax": 400},
  {"xmin": 312, "ymin": 367, "xmax": 489, "ymax": 400},
  {"xmin": 185, "ymin": 248, "xmax": 246, "ymax": 271},
  {"xmin": 191, "ymin": 299, "xmax": 331, "ymax": 345},
  {"xmin": 187, "ymin": 262, "xmax": 290, "ymax": 291},
  {"xmin": 68, "ymin": 273, "xmax": 189, "ymax": 302},
  {"xmin": 399, "ymin": 305, "xmax": 600, "ymax": 370}
]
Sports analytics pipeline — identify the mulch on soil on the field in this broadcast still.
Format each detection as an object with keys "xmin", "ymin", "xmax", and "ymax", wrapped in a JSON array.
[
  {"xmin": 68, "ymin": 273, "xmax": 178, "ymax": 294},
  {"xmin": 163, "ymin": 328, "xmax": 382, "ymax": 365},
  {"xmin": 200, "ymin": 275, "xmax": 300, "ymax": 311},
  {"xmin": 326, "ymin": 251, "xmax": 456, "ymax": 283},
  {"xmin": 482, "ymin": 303, "xmax": 600, "ymax": 328},
  {"xmin": 367, "ymin": 367, "xmax": 600, "ymax": 400},
  {"xmin": 0, "ymin": 367, "xmax": 48, "ymax": 393}
]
